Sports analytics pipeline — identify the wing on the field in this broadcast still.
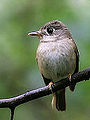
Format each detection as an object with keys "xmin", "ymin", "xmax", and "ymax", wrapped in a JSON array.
[
  {"xmin": 69, "ymin": 42, "xmax": 79, "ymax": 91},
  {"xmin": 74, "ymin": 45, "xmax": 79, "ymax": 74},
  {"xmin": 42, "ymin": 74, "xmax": 52, "ymax": 86}
]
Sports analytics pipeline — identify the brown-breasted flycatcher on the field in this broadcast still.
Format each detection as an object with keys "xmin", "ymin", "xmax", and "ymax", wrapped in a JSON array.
[{"xmin": 28, "ymin": 20, "xmax": 79, "ymax": 111}]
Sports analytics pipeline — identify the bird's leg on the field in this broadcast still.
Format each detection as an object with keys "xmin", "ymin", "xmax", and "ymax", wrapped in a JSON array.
[{"xmin": 68, "ymin": 74, "xmax": 72, "ymax": 82}]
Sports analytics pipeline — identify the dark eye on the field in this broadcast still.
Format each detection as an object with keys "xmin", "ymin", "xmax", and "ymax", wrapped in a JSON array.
[{"xmin": 47, "ymin": 27, "xmax": 53, "ymax": 34}]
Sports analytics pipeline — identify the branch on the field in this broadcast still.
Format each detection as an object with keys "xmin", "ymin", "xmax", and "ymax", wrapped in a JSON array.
[
  {"xmin": 0, "ymin": 67, "xmax": 90, "ymax": 120},
  {"xmin": 10, "ymin": 107, "xmax": 15, "ymax": 120}
]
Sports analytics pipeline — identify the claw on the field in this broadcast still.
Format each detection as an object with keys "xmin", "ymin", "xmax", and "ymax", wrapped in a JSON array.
[{"xmin": 48, "ymin": 81, "xmax": 54, "ymax": 93}]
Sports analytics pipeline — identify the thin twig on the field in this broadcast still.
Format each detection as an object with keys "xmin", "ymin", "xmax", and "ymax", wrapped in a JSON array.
[
  {"xmin": 10, "ymin": 107, "xmax": 15, "ymax": 120},
  {"xmin": 0, "ymin": 67, "xmax": 89, "ymax": 109}
]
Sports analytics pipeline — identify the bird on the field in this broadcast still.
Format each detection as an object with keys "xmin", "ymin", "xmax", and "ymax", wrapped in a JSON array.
[{"xmin": 28, "ymin": 20, "xmax": 79, "ymax": 111}]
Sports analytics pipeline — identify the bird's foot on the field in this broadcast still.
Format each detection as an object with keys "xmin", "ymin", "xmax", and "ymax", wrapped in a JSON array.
[
  {"xmin": 48, "ymin": 81, "xmax": 54, "ymax": 93},
  {"xmin": 68, "ymin": 74, "xmax": 75, "ymax": 91}
]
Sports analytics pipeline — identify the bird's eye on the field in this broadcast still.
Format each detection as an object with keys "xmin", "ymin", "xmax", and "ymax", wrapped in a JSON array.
[{"xmin": 47, "ymin": 27, "xmax": 53, "ymax": 35}]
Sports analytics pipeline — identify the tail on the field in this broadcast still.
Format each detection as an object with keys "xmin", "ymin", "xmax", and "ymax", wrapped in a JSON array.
[{"xmin": 51, "ymin": 89, "xmax": 66, "ymax": 111}]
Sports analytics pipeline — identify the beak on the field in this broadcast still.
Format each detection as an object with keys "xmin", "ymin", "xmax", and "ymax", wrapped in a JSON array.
[{"xmin": 28, "ymin": 31, "xmax": 42, "ymax": 37}]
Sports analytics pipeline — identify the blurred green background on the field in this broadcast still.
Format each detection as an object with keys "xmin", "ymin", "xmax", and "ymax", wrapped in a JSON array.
[{"xmin": 0, "ymin": 0, "xmax": 90, "ymax": 120}]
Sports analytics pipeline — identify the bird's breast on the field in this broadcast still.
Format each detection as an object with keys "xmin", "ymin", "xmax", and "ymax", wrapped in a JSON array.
[{"xmin": 36, "ymin": 39, "xmax": 76, "ymax": 81}]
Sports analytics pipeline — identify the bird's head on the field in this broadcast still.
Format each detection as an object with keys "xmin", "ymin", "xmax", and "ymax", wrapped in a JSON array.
[{"xmin": 28, "ymin": 20, "xmax": 72, "ymax": 42}]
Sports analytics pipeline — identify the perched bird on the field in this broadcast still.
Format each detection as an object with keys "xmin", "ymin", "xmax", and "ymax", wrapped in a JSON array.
[{"xmin": 28, "ymin": 20, "xmax": 79, "ymax": 111}]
